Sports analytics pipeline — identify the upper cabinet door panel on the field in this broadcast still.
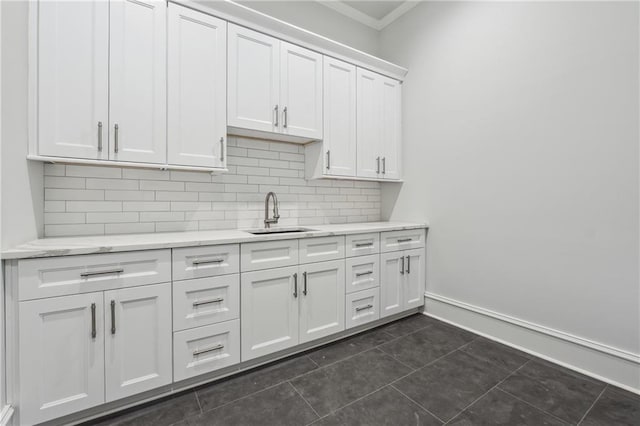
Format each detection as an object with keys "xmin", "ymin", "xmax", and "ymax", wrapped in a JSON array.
[
  {"xmin": 109, "ymin": 0, "xmax": 167, "ymax": 164},
  {"xmin": 168, "ymin": 4, "xmax": 227, "ymax": 168},
  {"xmin": 356, "ymin": 68, "xmax": 382, "ymax": 179},
  {"xmin": 323, "ymin": 57, "xmax": 356, "ymax": 177},
  {"xmin": 279, "ymin": 42, "xmax": 323, "ymax": 140},
  {"xmin": 380, "ymin": 76, "xmax": 402, "ymax": 180},
  {"xmin": 37, "ymin": 0, "xmax": 109, "ymax": 160},
  {"xmin": 228, "ymin": 24, "xmax": 280, "ymax": 133}
]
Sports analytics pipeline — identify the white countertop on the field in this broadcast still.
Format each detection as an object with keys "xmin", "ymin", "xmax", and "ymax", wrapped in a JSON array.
[{"xmin": 1, "ymin": 222, "xmax": 428, "ymax": 260}]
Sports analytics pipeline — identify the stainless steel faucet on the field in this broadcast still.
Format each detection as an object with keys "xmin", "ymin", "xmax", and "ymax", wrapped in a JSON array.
[{"xmin": 264, "ymin": 191, "xmax": 280, "ymax": 228}]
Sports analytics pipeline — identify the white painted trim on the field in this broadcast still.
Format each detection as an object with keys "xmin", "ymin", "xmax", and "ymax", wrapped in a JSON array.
[
  {"xmin": 424, "ymin": 292, "xmax": 640, "ymax": 394},
  {"xmin": 0, "ymin": 406, "xmax": 14, "ymax": 426},
  {"xmin": 317, "ymin": 1, "xmax": 418, "ymax": 31}
]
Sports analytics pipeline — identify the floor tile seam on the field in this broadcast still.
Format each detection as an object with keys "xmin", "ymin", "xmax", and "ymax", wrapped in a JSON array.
[
  {"xmin": 576, "ymin": 385, "xmax": 608, "ymax": 426},
  {"xmin": 457, "ymin": 346, "xmax": 528, "ymax": 378},
  {"xmin": 306, "ymin": 354, "xmax": 320, "ymax": 368},
  {"xmin": 443, "ymin": 359, "xmax": 532, "ymax": 425},
  {"xmin": 396, "ymin": 346, "xmax": 466, "ymax": 378},
  {"xmin": 497, "ymin": 387, "xmax": 574, "ymax": 425},
  {"xmin": 198, "ymin": 379, "xmax": 295, "ymax": 415},
  {"xmin": 389, "ymin": 383, "xmax": 447, "ymax": 424},
  {"xmin": 287, "ymin": 381, "xmax": 323, "ymax": 421},
  {"xmin": 304, "ymin": 345, "xmax": 383, "ymax": 372}
]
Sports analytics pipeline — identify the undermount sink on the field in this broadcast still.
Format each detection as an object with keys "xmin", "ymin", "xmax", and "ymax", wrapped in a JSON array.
[{"xmin": 244, "ymin": 227, "xmax": 318, "ymax": 235}]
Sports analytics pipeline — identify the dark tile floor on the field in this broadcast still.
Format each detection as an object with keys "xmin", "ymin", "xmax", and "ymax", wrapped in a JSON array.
[{"xmin": 88, "ymin": 314, "xmax": 640, "ymax": 426}]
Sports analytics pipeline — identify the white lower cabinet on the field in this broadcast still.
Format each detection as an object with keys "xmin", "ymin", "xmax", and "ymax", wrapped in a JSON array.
[
  {"xmin": 173, "ymin": 320, "xmax": 240, "ymax": 381},
  {"xmin": 346, "ymin": 287, "xmax": 380, "ymax": 329},
  {"xmin": 19, "ymin": 292, "xmax": 105, "ymax": 426},
  {"xmin": 380, "ymin": 248, "xmax": 425, "ymax": 318}
]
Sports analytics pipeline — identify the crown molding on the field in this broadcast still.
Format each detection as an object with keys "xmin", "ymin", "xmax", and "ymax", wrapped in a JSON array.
[{"xmin": 318, "ymin": 1, "xmax": 418, "ymax": 31}]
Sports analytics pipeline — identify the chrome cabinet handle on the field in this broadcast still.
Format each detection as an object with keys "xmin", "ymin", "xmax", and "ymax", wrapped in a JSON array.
[
  {"xmin": 110, "ymin": 300, "xmax": 116, "ymax": 335},
  {"xmin": 274, "ymin": 105, "xmax": 279, "ymax": 127},
  {"xmin": 220, "ymin": 137, "xmax": 225, "ymax": 161},
  {"xmin": 406, "ymin": 256, "xmax": 411, "ymax": 274},
  {"xmin": 303, "ymin": 271, "xmax": 308, "ymax": 296},
  {"xmin": 98, "ymin": 122, "xmax": 103, "ymax": 152},
  {"xmin": 192, "ymin": 258, "xmax": 224, "ymax": 265},
  {"xmin": 355, "ymin": 271, "xmax": 373, "ymax": 277},
  {"xmin": 400, "ymin": 256, "xmax": 405, "ymax": 275},
  {"xmin": 193, "ymin": 297, "xmax": 224, "ymax": 307},
  {"xmin": 382, "ymin": 157, "xmax": 386, "ymax": 174},
  {"xmin": 355, "ymin": 242, "xmax": 373, "ymax": 248},
  {"xmin": 398, "ymin": 238, "xmax": 412, "ymax": 243},
  {"xmin": 91, "ymin": 303, "xmax": 97, "ymax": 339},
  {"xmin": 283, "ymin": 106, "xmax": 288, "ymax": 128},
  {"xmin": 326, "ymin": 150, "xmax": 330, "ymax": 170},
  {"xmin": 114, "ymin": 124, "xmax": 119, "ymax": 153},
  {"xmin": 193, "ymin": 344, "xmax": 224, "ymax": 357},
  {"xmin": 80, "ymin": 268, "xmax": 124, "ymax": 278},
  {"xmin": 293, "ymin": 273, "xmax": 298, "ymax": 298},
  {"xmin": 355, "ymin": 304, "xmax": 373, "ymax": 312},
  {"xmin": 376, "ymin": 157, "xmax": 380, "ymax": 174}
]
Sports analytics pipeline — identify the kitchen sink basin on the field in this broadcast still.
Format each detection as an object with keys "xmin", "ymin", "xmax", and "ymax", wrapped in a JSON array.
[{"xmin": 245, "ymin": 227, "xmax": 317, "ymax": 235}]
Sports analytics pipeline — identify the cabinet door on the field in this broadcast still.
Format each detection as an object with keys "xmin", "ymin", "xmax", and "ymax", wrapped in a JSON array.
[
  {"xmin": 380, "ymin": 76, "xmax": 402, "ymax": 180},
  {"xmin": 36, "ymin": 0, "xmax": 109, "ymax": 159},
  {"xmin": 279, "ymin": 42, "xmax": 323, "ymax": 139},
  {"xmin": 356, "ymin": 68, "xmax": 382, "ymax": 178},
  {"xmin": 228, "ymin": 24, "xmax": 280, "ymax": 133},
  {"xmin": 104, "ymin": 283, "xmax": 172, "ymax": 401},
  {"xmin": 109, "ymin": 0, "xmax": 167, "ymax": 164},
  {"xmin": 403, "ymin": 249, "xmax": 425, "ymax": 309},
  {"xmin": 168, "ymin": 4, "xmax": 227, "ymax": 168},
  {"xmin": 299, "ymin": 260, "xmax": 345, "ymax": 343},
  {"xmin": 380, "ymin": 252, "xmax": 404, "ymax": 318},
  {"xmin": 241, "ymin": 266, "xmax": 299, "ymax": 361},
  {"xmin": 323, "ymin": 57, "xmax": 356, "ymax": 176},
  {"xmin": 19, "ymin": 293, "xmax": 105, "ymax": 425}
]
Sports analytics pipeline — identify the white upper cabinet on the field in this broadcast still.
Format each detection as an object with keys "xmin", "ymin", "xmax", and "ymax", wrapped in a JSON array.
[
  {"xmin": 380, "ymin": 76, "xmax": 402, "ymax": 180},
  {"xmin": 279, "ymin": 42, "xmax": 323, "ymax": 140},
  {"xmin": 36, "ymin": 0, "xmax": 109, "ymax": 160},
  {"xmin": 168, "ymin": 4, "xmax": 227, "ymax": 168},
  {"xmin": 356, "ymin": 68, "xmax": 382, "ymax": 179},
  {"xmin": 109, "ymin": 0, "xmax": 167, "ymax": 164},
  {"xmin": 227, "ymin": 24, "xmax": 280, "ymax": 134},
  {"xmin": 323, "ymin": 57, "xmax": 357, "ymax": 177}
]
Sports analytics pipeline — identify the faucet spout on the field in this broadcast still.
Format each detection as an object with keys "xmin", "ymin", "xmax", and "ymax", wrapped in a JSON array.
[{"xmin": 264, "ymin": 192, "xmax": 280, "ymax": 228}]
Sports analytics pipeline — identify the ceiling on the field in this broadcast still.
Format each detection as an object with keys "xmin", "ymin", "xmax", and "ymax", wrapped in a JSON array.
[{"xmin": 317, "ymin": 1, "xmax": 419, "ymax": 30}]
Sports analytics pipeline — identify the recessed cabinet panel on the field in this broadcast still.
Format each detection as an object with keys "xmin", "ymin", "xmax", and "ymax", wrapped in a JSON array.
[
  {"xmin": 299, "ymin": 236, "xmax": 345, "ymax": 264},
  {"xmin": 380, "ymin": 76, "xmax": 401, "ymax": 180},
  {"xmin": 380, "ymin": 252, "xmax": 404, "ymax": 318},
  {"xmin": 168, "ymin": 4, "xmax": 227, "ymax": 168},
  {"xmin": 172, "ymin": 244, "xmax": 240, "ymax": 281},
  {"xmin": 346, "ymin": 287, "xmax": 380, "ymax": 329},
  {"xmin": 228, "ymin": 24, "xmax": 280, "ymax": 133},
  {"xmin": 109, "ymin": 0, "xmax": 167, "ymax": 164},
  {"xmin": 104, "ymin": 283, "xmax": 172, "ymax": 401},
  {"xmin": 403, "ymin": 248, "xmax": 425, "ymax": 309},
  {"xmin": 345, "ymin": 233, "xmax": 380, "ymax": 257},
  {"xmin": 381, "ymin": 229, "xmax": 426, "ymax": 253},
  {"xmin": 37, "ymin": 0, "xmax": 109, "ymax": 160},
  {"xmin": 19, "ymin": 292, "xmax": 105, "ymax": 425},
  {"xmin": 345, "ymin": 254, "xmax": 379, "ymax": 294},
  {"xmin": 241, "ymin": 239, "xmax": 299, "ymax": 271},
  {"xmin": 356, "ymin": 68, "xmax": 381, "ymax": 178}
]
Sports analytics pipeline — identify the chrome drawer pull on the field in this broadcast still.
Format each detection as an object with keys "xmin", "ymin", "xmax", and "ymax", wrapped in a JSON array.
[
  {"xmin": 356, "ymin": 304, "xmax": 373, "ymax": 312},
  {"xmin": 193, "ymin": 297, "xmax": 224, "ymax": 307},
  {"xmin": 355, "ymin": 271, "xmax": 373, "ymax": 277},
  {"xmin": 80, "ymin": 268, "xmax": 124, "ymax": 278},
  {"xmin": 406, "ymin": 256, "xmax": 411, "ymax": 274},
  {"xmin": 355, "ymin": 242, "xmax": 373, "ymax": 248},
  {"xmin": 400, "ymin": 256, "xmax": 405, "ymax": 275},
  {"xmin": 397, "ymin": 238, "xmax": 412, "ymax": 243},
  {"xmin": 192, "ymin": 258, "xmax": 224, "ymax": 265},
  {"xmin": 90, "ymin": 303, "xmax": 97, "ymax": 339},
  {"xmin": 110, "ymin": 300, "xmax": 116, "ymax": 335},
  {"xmin": 193, "ymin": 344, "xmax": 224, "ymax": 357}
]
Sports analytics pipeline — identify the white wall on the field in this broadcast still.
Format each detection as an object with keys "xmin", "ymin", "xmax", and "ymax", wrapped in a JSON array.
[
  {"xmin": 379, "ymin": 0, "xmax": 639, "ymax": 372},
  {"xmin": 1, "ymin": 1, "xmax": 43, "ymax": 250}
]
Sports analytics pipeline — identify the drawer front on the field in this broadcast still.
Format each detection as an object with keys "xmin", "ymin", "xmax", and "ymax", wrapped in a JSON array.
[
  {"xmin": 18, "ymin": 250, "xmax": 171, "ymax": 301},
  {"xmin": 345, "ymin": 233, "xmax": 380, "ymax": 257},
  {"xmin": 381, "ymin": 229, "xmax": 426, "ymax": 253},
  {"xmin": 299, "ymin": 236, "xmax": 345, "ymax": 264},
  {"xmin": 173, "ymin": 274, "xmax": 240, "ymax": 331},
  {"xmin": 173, "ymin": 244, "xmax": 240, "ymax": 281},
  {"xmin": 345, "ymin": 255, "xmax": 379, "ymax": 294},
  {"xmin": 173, "ymin": 320, "xmax": 240, "ymax": 382},
  {"xmin": 241, "ymin": 239, "xmax": 298, "ymax": 272},
  {"xmin": 345, "ymin": 288, "xmax": 380, "ymax": 329}
]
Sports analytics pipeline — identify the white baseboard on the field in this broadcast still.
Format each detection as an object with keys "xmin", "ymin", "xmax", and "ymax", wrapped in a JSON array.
[
  {"xmin": 0, "ymin": 406, "xmax": 14, "ymax": 426},
  {"xmin": 424, "ymin": 292, "xmax": 640, "ymax": 394}
]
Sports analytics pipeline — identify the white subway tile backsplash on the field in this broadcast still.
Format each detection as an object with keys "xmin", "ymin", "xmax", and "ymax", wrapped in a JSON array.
[{"xmin": 43, "ymin": 137, "xmax": 381, "ymax": 236}]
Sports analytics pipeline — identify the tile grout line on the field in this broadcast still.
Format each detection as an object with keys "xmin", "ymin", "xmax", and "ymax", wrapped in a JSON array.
[
  {"xmin": 390, "ymin": 384, "xmax": 447, "ymax": 424},
  {"xmin": 443, "ymin": 359, "xmax": 532, "ymax": 425},
  {"xmin": 193, "ymin": 390, "xmax": 203, "ymax": 414},
  {"xmin": 287, "ymin": 381, "xmax": 323, "ymax": 421},
  {"xmin": 497, "ymin": 388, "xmax": 572, "ymax": 425},
  {"xmin": 576, "ymin": 384, "xmax": 608, "ymax": 425}
]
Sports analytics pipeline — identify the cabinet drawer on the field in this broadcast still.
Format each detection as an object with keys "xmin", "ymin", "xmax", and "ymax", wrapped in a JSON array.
[
  {"xmin": 173, "ymin": 320, "xmax": 240, "ymax": 382},
  {"xmin": 173, "ymin": 275, "xmax": 240, "ymax": 331},
  {"xmin": 346, "ymin": 288, "xmax": 380, "ymax": 329},
  {"xmin": 241, "ymin": 239, "xmax": 298, "ymax": 272},
  {"xmin": 345, "ymin": 255, "xmax": 379, "ymax": 294},
  {"xmin": 18, "ymin": 250, "xmax": 171, "ymax": 301},
  {"xmin": 172, "ymin": 244, "xmax": 239, "ymax": 281},
  {"xmin": 381, "ymin": 229, "xmax": 426, "ymax": 253},
  {"xmin": 346, "ymin": 233, "xmax": 380, "ymax": 257},
  {"xmin": 299, "ymin": 236, "xmax": 345, "ymax": 264}
]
